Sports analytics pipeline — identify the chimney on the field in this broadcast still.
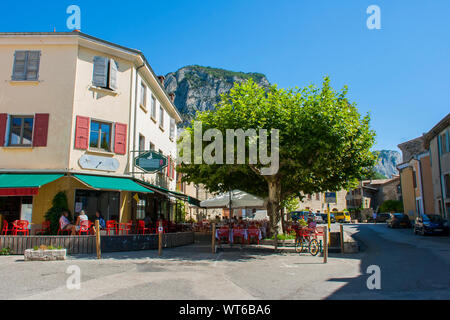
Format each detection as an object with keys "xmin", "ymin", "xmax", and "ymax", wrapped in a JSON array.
[
  {"xmin": 169, "ymin": 92, "xmax": 175, "ymax": 102},
  {"xmin": 157, "ymin": 75, "xmax": 165, "ymax": 86}
]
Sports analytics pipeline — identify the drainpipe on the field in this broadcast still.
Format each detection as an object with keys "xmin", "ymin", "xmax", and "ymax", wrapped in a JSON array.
[
  {"xmin": 130, "ymin": 63, "xmax": 146, "ymax": 179},
  {"xmin": 436, "ymin": 137, "xmax": 446, "ymax": 217}
]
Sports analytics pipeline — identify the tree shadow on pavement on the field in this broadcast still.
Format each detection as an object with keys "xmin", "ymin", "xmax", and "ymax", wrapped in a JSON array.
[{"xmin": 324, "ymin": 224, "xmax": 450, "ymax": 299}]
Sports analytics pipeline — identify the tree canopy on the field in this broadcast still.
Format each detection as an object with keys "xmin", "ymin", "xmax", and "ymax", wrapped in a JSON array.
[{"xmin": 178, "ymin": 77, "xmax": 376, "ymax": 243}]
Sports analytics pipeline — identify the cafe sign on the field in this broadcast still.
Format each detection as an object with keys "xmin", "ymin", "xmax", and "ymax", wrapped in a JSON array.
[{"xmin": 134, "ymin": 151, "xmax": 168, "ymax": 173}]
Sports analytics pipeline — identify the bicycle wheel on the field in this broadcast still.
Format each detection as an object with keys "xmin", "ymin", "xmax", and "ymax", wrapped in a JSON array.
[
  {"xmin": 309, "ymin": 239, "xmax": 320, "ymax": 256},
  {"xmin": 295, "ymin": 237, "xmax": 304, "ymax": 253}
]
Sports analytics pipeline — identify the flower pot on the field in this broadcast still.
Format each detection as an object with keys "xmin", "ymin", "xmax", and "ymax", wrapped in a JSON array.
[{"xmin": 24, "ymin": 249, "xmax": 67, "ymax": 261}]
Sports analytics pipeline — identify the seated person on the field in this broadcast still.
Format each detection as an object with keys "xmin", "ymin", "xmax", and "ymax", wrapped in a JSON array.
[
  {"xmin": 59, "ymin": 211, "xmax": 76, "ymax": 235},
  {"xmin": 95, "ymin": 210, "xmax": 106, "ymax": 229},
  {"xmin": 75, "ymin": 210, "xmax": 89, "ymax": 233}
]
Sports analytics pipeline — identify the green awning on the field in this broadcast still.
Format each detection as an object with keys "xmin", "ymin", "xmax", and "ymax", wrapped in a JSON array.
[
  {"xmin": 134, "ymin": 179, "xmax": 188, "ymax": 200},
  {"xmin": 74, "ymin": 174, "xmax": 153, "ymax": 193},
  {"xmin": 188, "ymin": 196, "xmax": 201, "ymax": 207},
  {"xmin": 0, "ymin": 174, "xmax": 64, "ymax": 188}
]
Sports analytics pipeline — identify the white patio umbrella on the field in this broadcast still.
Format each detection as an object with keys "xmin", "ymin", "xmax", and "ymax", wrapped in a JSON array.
[{"xmin": 200, "ymin": 190, "xmax": 265, "ymax": 209}]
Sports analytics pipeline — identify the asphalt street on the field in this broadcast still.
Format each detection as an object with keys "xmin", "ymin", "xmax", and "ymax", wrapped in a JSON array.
[{"xmin": 0, "ymin": 223, "xmax": 448, "ymax": 300}]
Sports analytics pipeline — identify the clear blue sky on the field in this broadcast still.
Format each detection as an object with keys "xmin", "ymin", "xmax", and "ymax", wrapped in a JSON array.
[{"xmin": 1, "ymin": 1, "xmax": 449, "ymax": 151}]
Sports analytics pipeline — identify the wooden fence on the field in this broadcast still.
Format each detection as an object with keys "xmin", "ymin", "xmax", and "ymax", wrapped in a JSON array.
[
  {"xmin": 0, "ymin": 232, "xmax": 195, "ymax": 255},
  {"xmin": 0, "ymin": 235, "xmax": 96, "ymax": 255}
]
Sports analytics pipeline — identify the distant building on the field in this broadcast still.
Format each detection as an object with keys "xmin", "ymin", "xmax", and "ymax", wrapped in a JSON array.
[
  {"xmin": 397, "ymin": 136, "xmax": 434, "ymax": 219},
  {"xmin": 346, "ymin": 177, "xmax": 401, "ymax": 212},
  {"xmin": 298, "ymin": 190, "xmax": 348, "ymax": 213}
]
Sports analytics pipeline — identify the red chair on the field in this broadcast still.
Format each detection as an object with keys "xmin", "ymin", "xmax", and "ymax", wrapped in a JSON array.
[
  {"xmin": 233, "ymin": 228, "xmax": 246, "ymax": 244},
  {"xmin": 137, "ymin": 220, "xmax": 149, "ymax": 234},
  {"xmin": 118, "ymin": 222, "xmax": 132, "ymax": 235},
  {"xmin": 13, "ymin": 220, "xmax": 29, "ymax": 236},
  {"xmin": 78, "ymin": 220, "xmax": 90, "ymax": 235},
  {"xmin": 36, "ymin": 221, "xmax": 51, "ymax": 235},
  {"xmin": 217, "ymin": 228, "xmax": 230, "ymax": 245},
  {"xmin": 248, "ymin": 228, "xmax": 261, "ymax": 244},
  {"xmin": 106, "ymin": 220, "xmax": 117, "ymax": 235},
  {"xmin": 1, "ymin": 221, "xmax": 13, "ymax": 235},
  {"xmin": 57, "ymin": 224, "xmax": 72, "ymax": 235}
]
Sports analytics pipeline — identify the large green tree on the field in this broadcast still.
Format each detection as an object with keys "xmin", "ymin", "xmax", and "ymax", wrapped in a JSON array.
[{"xmin": 178, "ymin": 77, "xmax": 376, "ymax": 248}]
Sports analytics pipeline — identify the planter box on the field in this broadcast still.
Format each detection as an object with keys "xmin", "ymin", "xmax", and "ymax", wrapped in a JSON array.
[{"xmin": 24, "ymin": 249, "xmax": 66, "ymax": 261}]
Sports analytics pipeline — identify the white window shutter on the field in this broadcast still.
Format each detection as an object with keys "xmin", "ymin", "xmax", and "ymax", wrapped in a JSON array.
[
  {"xmin": 92, "ymin": 56, "xmax": 108, "ymax": 87},
  {"xmin": 12, "ymin": 51, "xmax": 26, "ymax": 80},
  {"xmin": 109, "ymin": 59, "xmax": 118, "ymax": 90},
  {"xmin": 26, "ymin": 51, "xmax": 40, "ymax": 80},
  {"xmin": 170, "ymin": 118, "xmax": 175, "ymax": 139}
]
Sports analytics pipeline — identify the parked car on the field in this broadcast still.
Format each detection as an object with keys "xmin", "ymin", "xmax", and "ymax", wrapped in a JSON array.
[
  {"xmin": 319, "ymin": 213, "xmax": 336, "ymax": 224},
  {"xmin": 376, "ymin": 213, "xmax": 391, "ymax": 223},
  {"xmin": 414, "ymin": 214, "xmax": 449, "ymax": 236},
  {"xmin": 334, "ymin": 211, "xmax": 351, "ymax": 223},
  {"xmin": 386, "ymin": 213, "xmax": 412, "ymax": 228},
  {"xmin": 290, "ymin": 211, "xmax": 310, "ymax": 221},
  {"xmin": 311, "ymin": 213, "xmax": 324, "ymax": 224}
]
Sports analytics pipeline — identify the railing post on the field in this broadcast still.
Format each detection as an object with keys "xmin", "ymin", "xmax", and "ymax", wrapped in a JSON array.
[
  {"xmin": 158, "ymin": 220, "xmax": 163, "ymax": 256},
  {"xmin": 95, "ymin": 220, "xmax": 101, "ymax": 260},
  {"xmin": 211, "ymin": 223, "xmax": 216, "ymax": 254},
  {"xmin": 340, "ymin": 224, "xmax": 344, "ymax": 254}
]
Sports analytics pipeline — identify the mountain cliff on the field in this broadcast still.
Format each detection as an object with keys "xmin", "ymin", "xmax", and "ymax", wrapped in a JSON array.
[
  {"xmin": 164, "ymin": 65, "xmax": 270, "ymax": 125},
  {"xmin": 373, "ymin": 150, "xmax": 402, "ymax": 178}
]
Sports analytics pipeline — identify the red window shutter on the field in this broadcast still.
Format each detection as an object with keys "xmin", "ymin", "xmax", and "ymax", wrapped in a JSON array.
[
  {"xmin": 114, "ymin": 123, "xmax": 127, "ymax": 154},
  {"xmin": 0, "ymin": 114, "xmax": 7, "ymax": 147},
  {"xmin": 75, "ymin": 116, "xmax": 90, "ymax": 150},
  {"xmin": 33, "ymin": 113, "xmax": 49, "ymax": 147}
]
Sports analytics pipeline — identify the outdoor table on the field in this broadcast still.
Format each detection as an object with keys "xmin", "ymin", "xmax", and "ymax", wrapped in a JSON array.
[{"xmin": 215, "ymin": 228, "xmax": 262, "ymax": 244}]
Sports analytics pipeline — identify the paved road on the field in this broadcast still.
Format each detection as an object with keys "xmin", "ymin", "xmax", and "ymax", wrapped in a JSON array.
[{"xmin": 0, "ymin": 224, "xmax": 448, "ymax": 300}]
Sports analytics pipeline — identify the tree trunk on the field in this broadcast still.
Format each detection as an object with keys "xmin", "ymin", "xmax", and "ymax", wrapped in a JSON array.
[{"xmin": 266, "ymin": 178, "xmax": 282, "ymax": 251}]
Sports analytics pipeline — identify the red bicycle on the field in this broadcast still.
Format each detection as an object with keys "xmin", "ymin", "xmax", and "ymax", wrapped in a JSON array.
[{"xmin": 293, "ymin": 225, "xmax": 320, "ymax": 256}]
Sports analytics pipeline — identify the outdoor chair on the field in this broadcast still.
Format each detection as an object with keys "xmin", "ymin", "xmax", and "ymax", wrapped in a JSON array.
[
  {"xmin": 118, "ymin": 222, "xmax": 132, "ymax": 235},
  {"xmin": 137, "ymin": 220, "xmax": 149, "ymax": 234},
  {"xmin": 1, "ymin": 221, "xmax": 13, "ymax": 235},
  {"xmin": 57, "ymin": 223, "xmax": 72, "ymax": 235},
  {"xmin": 36, "ymin": 221, "xmax": 51, "ymax": 235},
  {"xmin": 13, "ymin": 220, "xmax": 29, "ymax": 236},
  {"xmin": 106, "ymin": 220, "xmax": 118, "ymax": 235},
  {"xmin": 78, "ymin": 220, "xmax": 90, "ymax": 235}
]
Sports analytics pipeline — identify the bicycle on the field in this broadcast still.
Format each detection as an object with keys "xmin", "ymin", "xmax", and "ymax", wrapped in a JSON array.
[{"xmin": 293, "ymin": 225, "xmax": 320, "ymax": 256}]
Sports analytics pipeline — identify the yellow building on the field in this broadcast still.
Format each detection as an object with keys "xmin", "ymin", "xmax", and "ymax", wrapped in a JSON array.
[{"xmin": 0, "ymin": 32, "xmax": 183, "ymax": 233}]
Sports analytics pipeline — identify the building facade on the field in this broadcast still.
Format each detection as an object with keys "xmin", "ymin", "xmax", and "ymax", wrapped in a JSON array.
[
  {"xmin": 424, "ymin": 113, "xmax": 450, "ymax": 219},
  {"xmin": 298, "ymin": 190, "xmax": 348, "ymax": 213},
  {"xmin": 0, "ymin": 32, "xmax": 184, "ymax": 232}
]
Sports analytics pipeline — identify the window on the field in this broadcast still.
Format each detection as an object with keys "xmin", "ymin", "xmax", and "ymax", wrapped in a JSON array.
[
  {"xmin": 159, "ymin": 106, "xmax": 164, "ymax": 128},
  {"xmin": 151, "ymin": 95, "xmax": 157, "ymax": 119},
  {"xmin": 9, "ymin": 116, "xmax": 34, "ymax": 146},
  {"xmin": 12, "ymin": 51, "xmax": 41, "ymax": 81},
  {"xmin": 413, "ymin": 171, "xmax": 417, "ymax": 188},
  {"xmin": 89, "ymin": 120, "xmax": 111, "ymax": 151},
  {"xmin": 149, "ymin": 142, "xmax": 155, "ymax": 151},
  {"xmin": 170, "ymin": 118, "xmax": 175, "ymax": 140},
  {"xmin": 140, "ymin": 82, "xmax": 147, "ymax": 107},
  {"xmin": 92, "ymin": 56, "xmax": 118, "ymax": 90},
  {"xmin": 445, "ymin": 174, "xmax": 450, "ymax": 199},
  {"xmin": 315, "ymin": 193, "xmax": 320, "ymax": 201},
  {"xmin": 136, "ymin": 199, "xmax": 146, "ymax": 220},
  {"xmin": 139, "ymin": 134, "xmax": 145, "ymax": 153}
]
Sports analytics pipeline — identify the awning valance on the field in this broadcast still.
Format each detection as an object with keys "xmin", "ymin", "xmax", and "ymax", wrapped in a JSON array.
[
  {"xmin": 73, "ymin": 174, "xmax": 153, "ymax": 193},
  {"xmin": 0, "ymin": 174, "xmax": 64, "ymax": 196}
]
